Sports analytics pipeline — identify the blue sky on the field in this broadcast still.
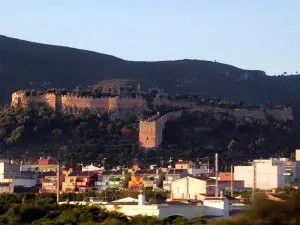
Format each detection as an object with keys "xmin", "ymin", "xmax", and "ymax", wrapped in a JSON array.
[{"xmin": 0, "ymin": 1, "xmax": 299, "ymax": 75}]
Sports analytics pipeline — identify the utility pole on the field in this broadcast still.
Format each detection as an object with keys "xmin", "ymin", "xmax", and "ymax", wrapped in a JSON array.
[
  {"xmin": 57, "ymin": 163, "xmax": 60, "ymax": 203},
  {"xmin": 230, "ymin": 164, "xmax": 233, "ymax": 197},
  {"xmin": 215, "ymin": 153, "xmax": 219, "ymax": 197},
  {"xmin": 252, "ymin": 161, "xmax": 256, "ymax": 202},
  {"xmin": 207, "ymin": 157, "xmax": 210, "ymax": 173}
]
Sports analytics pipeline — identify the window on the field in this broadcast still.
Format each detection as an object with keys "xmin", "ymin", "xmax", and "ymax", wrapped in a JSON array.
[
  {"xmin": 176, "ymin": 186, "xmax": 179, "ymax": 194},
  {"xmin": 146, "ymin": 137, "xmax": 149, "ymax": 140},
  {"xmin": 149, "ymin": 177, "xmax": 154, "ymax": 181}
]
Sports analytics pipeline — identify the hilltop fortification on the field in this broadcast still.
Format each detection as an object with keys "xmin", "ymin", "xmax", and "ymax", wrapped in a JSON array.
[
  {"xmin": 11, "ymin": 91, "xmax": 147, "ymax": 113},
  {"xmin": 153, "ymin": 96, "xmax": 293, "ymax": 122}
]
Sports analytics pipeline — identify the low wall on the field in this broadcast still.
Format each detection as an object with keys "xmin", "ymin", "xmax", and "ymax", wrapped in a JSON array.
[{"xmin": 103, "ymin": 204, "xmax": 205, "ymax": 220}]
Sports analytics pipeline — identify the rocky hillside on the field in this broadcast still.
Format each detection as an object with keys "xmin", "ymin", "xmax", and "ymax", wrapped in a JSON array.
[{"xmin": 1, "ymin": 35, "xmax": 300, "ymax": 118}]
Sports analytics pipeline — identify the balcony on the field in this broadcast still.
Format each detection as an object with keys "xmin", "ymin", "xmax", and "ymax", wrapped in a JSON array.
[
  {"xmin": 95, "ymin": 181, "xmax": 107, "ymax": 186},
  {"xmin": 76, "ymin": 182, "xmax": 88, "ymax": 186},
  {"xmin": 42, "ymin": 182, "xmax": 56, "ymax": 187},
  {"xmin": 163, "ymin": 180, "xmax": 172, "ymax": 185},
  {"xmin": 143, "ymin": 180, "xmax": 155, "ymax": 187},
  {"xmin": 62, "ymin": 182, "xmax": 76, "ymax": 187},
  {"xmin": 40, "ymin": 188, "xmax": 56, "ymax": 193},
  {"xmin": 109, "ymin": 181, "xmax": 123, "ymax": 186}
]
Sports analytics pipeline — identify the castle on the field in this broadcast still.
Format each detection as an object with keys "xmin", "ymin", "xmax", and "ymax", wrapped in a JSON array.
[
  {"xmin": 11, "ymin": 91, "xmax": 147, "ymax": 113},
  {"xmin": 11, "ymin": 90, "xmax": 294, "ymax": 150}
]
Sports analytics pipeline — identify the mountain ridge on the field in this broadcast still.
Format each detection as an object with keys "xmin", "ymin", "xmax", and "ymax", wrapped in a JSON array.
[{"xmin": 1, "ymin": 35, "xmax": 300, "ymax": 119}]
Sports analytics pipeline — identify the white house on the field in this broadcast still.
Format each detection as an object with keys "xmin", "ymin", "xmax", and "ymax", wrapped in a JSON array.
[
  {"xmin": 170, "ymin": 176, "xmax": 244, "ymax": 200},
  {"xmin": 175, "ymin": 160, "xmax": 196, "ymax": 169},
  {"xmin": 0, "ymin": 161, "xmax": 38, "ymax": 192},
  {"xmin": 234, "ymin": 158, "xmax": 286, "ymax": 190},
  {"xmin": 82, "ymin": 164, "xmax": 101, "ymax": 172},
  {"xmin": 0, "ymin": 161, "xmax": 20, "ymax": 179}
]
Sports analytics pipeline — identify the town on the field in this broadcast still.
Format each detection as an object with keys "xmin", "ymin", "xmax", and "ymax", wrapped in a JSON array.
[
  {"xmin": 1, "ymin": 148, "xmax": 300, "ymax": 220},
  {"xmin": 0, "ymin": 86, "xmax": 298, "ymax": 220}
]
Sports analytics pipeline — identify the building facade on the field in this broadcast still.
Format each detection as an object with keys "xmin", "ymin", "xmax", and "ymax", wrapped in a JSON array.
[
  {"xmin": 128, "ymin": 169, "xmax": 164, "ymax": 191},
  {"xmin": 95, "ymin": 170, "xmax": 129, "ymax": 191},
  {"xmin": 170, "ymin": 176, "xmax": 244, "ymax": 200},
  {"xmin": 62, "ymin": 171, "xmax": 98, "ymax": 193},
  {"xmin": 175, "ymin": 160, "xmax": 196, "ymax": 170},
  {"xmin": 163, "ymin": 169, "xmax": 187, "ymax": 191},
  {"xmin": 234, "ymin": 159, "xmax": 286, "ymax": 190},
  {"xmin": 40, "ymin": 171, "xmax": 62, "ymax": 193}
]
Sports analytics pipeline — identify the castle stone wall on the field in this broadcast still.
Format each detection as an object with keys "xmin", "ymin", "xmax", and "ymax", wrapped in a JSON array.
[
  {"xmin": 11, "ymin": 92, "xmax": 27, "ymax": 108},
  {"xmin": 11, "ymin": 91, "xmax": 147, "ymax": 114},
  {"xmin": 231, "ymin": 108, "xmax": 266, "ymax": 122},
  {"xmin": 40, "ymin": 94, "xmax": 57, "ymax": 110},
  {"xmin": 265, "ymin": 108, "xmax": 293, "ymax": 122},
  {"xmin": 153, "ymin": 97, "xmax": 196, "ymax": 108}
]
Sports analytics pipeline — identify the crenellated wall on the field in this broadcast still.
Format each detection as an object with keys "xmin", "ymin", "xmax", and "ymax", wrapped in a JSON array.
[
  {"xmin": 11, "ymin": 91, "xmax": 147, "ymax": 114},
  {"xmin": 139, "ymin": 110, "xmax": 182, "ymax": 149},
  {"xmin": 190, "ymin": 105, "xmax": 293, "ymax": 123},
  {"xmin": 153, "ymin": 96, "xmax": 294, "ymax": 123},
  {"xmin": 265, "ymin": 108, "xmax": 293, "ymax": 122}
]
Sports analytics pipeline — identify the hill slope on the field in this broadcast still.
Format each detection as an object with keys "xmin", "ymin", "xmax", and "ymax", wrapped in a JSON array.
[{"xmin": 1, "ymin": 35, "xmax": 300, "ymax": 117}]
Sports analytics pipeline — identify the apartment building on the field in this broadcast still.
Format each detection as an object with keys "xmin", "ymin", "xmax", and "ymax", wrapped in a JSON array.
[
  {"xmin": 95, "ymin": 170, "xmax": 129, "ymax": 191},
  {"xmin": 62, "ymin": 171, "xmax": 98, "ymax": 193},
  {"xmin": 163, "ymin": 169, "xmax": 187, "ymax": 191},
  {"xmin": 234, "ymin": 159, "xmax": 286, "ymax": 190},
  {"xmin": 40, "ymin": 171, "xmax": 62, "ymax": 193}
]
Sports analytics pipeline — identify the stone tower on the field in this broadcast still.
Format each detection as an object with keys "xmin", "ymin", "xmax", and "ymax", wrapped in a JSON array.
[{"xmin": 139, "ymin": 113, "xmax": 162, "ymax": 149}]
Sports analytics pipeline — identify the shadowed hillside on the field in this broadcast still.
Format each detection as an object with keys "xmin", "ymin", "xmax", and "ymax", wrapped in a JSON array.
[{"xmin": 1, "ymin": 35, "xmax": 300, "ymax": 118}]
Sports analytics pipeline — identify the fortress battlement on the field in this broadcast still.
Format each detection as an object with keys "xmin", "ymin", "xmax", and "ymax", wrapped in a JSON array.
[{"xmin": 11, "ymin": 90, "xmax": 147, "ymax": 113}]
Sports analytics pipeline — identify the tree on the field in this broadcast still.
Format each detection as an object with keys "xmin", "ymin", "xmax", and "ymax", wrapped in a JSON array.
[
  {"xmin": 107, "ymin": 123, "xmax": 115, "ymax": 134},
  {"xmin": 121, "ymin": 127, "xmax": 132, "ymax": 137},
  {"xmin": 31, "ymin": 89, "xmax": 37, "ymax": 96},
  {"xmin": 228, "ymin": 139, "xmax": 237, "ymax": 152},
  {"xmin": 0, "ymin": 127, "xmax": 6, "ymax": 138},
  {"xmin": 52, "ymin": 128, "xmax": 62, "ymax": 137},
  {"xmin": 101, "ymin": 217, "xmax": 127, "ymax": 225}
]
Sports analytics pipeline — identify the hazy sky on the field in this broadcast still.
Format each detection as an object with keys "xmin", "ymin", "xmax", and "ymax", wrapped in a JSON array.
[{"xmin": 1, "ymin": 1, "xmax": 299, "ymax": 75}]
